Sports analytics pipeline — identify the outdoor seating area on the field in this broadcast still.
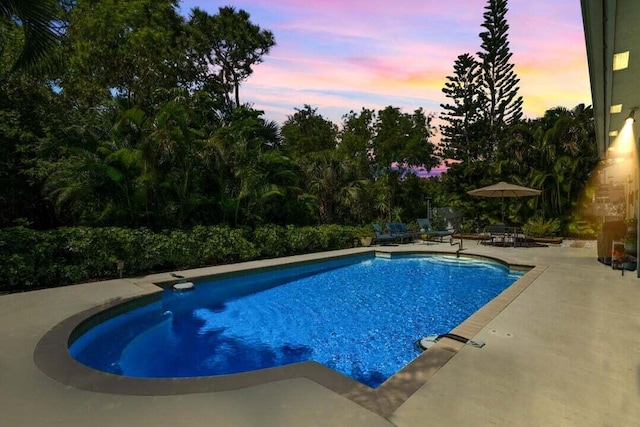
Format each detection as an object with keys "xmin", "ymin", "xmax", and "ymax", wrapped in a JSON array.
[
  {"xmin": 417, "ymin": 217, "xmax": 454, "ymax": 242},
  {"xmin": 478, "ymin": 223, "xmax": 529, "ymax": 247},
  {"xmin": 372, "ymin": 215, "xmax": 538, "ymax": 248},
  {"xmin": 373, "ymin": 220, "xmax": 455, "ymax": 245},
  {"xmin": 372, "ymin": 223, "xmax": 416, "ymax": 244},
  {"xmin": 373, "ymin": 224, "xmax": 397, "ymax": 245},
  {"xmin": 386, "ymin": 223, "xmax": 416, "ymax": 243}
]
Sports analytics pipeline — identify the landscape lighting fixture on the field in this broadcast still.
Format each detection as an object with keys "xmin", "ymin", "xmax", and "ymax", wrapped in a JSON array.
[
  {"xmin": 610, "ymin": 104, "xmax": 623, "ymax": 113},
  {"xmin": 626, "ymin": 110, "xmax": 636, "ymax": 123},
  {"xmin": 613, "ymin": 51, "xmax": 630, "ymax": 71},
  {"xmin": 116, "ymin": 259, "xmax": 125, "ymax": 278}
]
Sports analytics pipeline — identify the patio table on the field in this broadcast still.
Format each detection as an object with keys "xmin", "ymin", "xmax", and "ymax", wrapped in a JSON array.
[{"xmin": 505, "ymin": 226, "xmax": 528, "ymax": 247}]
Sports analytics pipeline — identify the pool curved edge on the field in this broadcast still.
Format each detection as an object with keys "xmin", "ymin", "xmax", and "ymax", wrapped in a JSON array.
[
  {"xmin": 34, "ymin": 293, "xmax": 366, "ymax": 396},
  {"xmin": 34, "ymin": 249, "xmax": 546, "ymax": 418}
]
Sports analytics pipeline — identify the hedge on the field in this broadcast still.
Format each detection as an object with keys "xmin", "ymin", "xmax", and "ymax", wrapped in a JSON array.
[{"xmin": 0, "ymin": 225, "xmax": 363, "ymax": 291}]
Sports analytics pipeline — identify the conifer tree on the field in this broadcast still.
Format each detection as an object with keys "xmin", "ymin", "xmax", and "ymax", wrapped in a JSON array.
[
  {"xmin": 439, "ymin": 53, "xmax": 485, "ymax": 163},
  {"xmin": 477, "ymin": 0, "xmax": 523, "ymax": 155}
]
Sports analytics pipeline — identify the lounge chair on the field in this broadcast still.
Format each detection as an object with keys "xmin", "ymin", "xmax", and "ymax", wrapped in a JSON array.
[
  {"xmin": 417, "ymin": 218, "xmax": 454, "ymax": 242},
  {"xmin": 386, "ymin": 222, "xmax": 416, "ymax": 243},
  {"xmin": 373, "ymin": 224, "xmax": 397, "ymax": 245}
]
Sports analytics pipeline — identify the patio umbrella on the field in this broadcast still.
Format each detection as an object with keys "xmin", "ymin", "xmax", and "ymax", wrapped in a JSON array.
[{"xmin": 467, "ymin": 181, "xmax": 541, "ymax": 222}]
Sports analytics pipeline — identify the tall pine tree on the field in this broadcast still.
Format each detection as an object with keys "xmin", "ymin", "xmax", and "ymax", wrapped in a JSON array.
[
  {"xmin": 439, "ymin": 53, "xmax": 485, "ymax": 163},
  {"xmin": 439, "ymin": 0, "xmax": 522, "ymax": 164},
  {"xmin": 476, "ymin": 0, "xmax": 523, "ymax": 156}
]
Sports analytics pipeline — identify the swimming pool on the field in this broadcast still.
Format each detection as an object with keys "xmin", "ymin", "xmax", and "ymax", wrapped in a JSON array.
[{"xmin": 69, "ymin": 253, "xmax": 523, "ymax": 388}]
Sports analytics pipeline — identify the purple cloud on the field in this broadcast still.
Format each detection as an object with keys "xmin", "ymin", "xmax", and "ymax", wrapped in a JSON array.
[{"xmin": 180, "ymin": 0, "xmax": 591, "ymax": 125}]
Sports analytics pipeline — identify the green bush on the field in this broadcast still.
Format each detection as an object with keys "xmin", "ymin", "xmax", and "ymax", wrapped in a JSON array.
[
  {"xmin": 253, "ymin": 224, "xmax": 288, "ymax": 258},
  {"xmin": 190, "ymin": 226, "xmax": 257, "ymax": 265},
  {"xmin": 523, "ymin": 216, "xmax": 561, "ymax": 238},
  {"xmin": 0, "ymin": 227, "xmax": 50, "ymax": 288},
  {"xmin": 0, "ymin": 224, "xmax": 364, "ymax": 292},
  {"xmin": 564, "ymin": 220, "xmax": 598, "ymax": 239},
  {"xmin": 285, "ymin": 226, "xmax": 323, "ymax": 254},
  {"xmin": 319, "ymin": 224, "xmax": 359, "ymax": 250}
]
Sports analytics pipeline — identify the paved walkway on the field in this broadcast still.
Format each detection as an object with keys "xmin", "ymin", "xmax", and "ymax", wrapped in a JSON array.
[{"xmin": 1, "ymin": 242, "xmax": 639, "ymax": 426}]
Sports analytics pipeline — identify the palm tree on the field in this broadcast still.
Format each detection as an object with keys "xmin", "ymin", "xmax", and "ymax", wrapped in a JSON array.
[
  {"xmin": 2, "ymin": 0, "xmax": 61, "ymax": 71},
  {"xmin": 503, "ymin": 105, "xmax": 597, "ymax": 220},
  {"xmin": 210, "ymin": 107, "xmax": 293, "ymax": 226},
  {"xmin": 44, "ymin": 127, "xmax": 132, "ymax": 225}
]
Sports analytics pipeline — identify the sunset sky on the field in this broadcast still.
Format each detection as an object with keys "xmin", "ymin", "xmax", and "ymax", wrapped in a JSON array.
[{"xmin": 179, "ymin": 0, "xmax": 591, "ymax": 128}]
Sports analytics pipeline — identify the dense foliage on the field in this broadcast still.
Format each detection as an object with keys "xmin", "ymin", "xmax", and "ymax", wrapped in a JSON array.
[
  {"xmin": 1, "ymin": 0, "xmax": 62, "ymax": 71},
  {"xmin": 1, "ymin": 1, "xmax": 443, "ymax": 230},
  {"xmin": 0, "ymin": 225, "xmax": 362, "ymax": 291},
  {"xmin": 0, "ymin": 0, "xmax": 601, "ymax": 291},
  {"xmin": 437, "ymin": 0, "xmax": 598, "ymax": 232}
]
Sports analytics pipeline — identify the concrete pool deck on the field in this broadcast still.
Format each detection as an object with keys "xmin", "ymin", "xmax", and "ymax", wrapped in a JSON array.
[{"xmin": 1, "ymin": 242, "xmax": 639, "ymax": 426}]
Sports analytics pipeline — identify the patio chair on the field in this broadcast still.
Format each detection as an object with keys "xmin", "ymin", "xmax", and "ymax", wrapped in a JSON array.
[
  {"xmin": 385, "ymin": 222, "xmax": 416, "ymax": 243},
  {"xmin": 373, "ymin": 224, "xmax": 397, "ymax": 245},
  {"xmin": 417, "ymin": 218, "xmax": 454, "ymax": 242}
]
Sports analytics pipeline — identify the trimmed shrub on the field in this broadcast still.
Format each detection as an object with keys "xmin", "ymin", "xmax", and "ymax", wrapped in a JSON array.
[
  {"xmin": 319, "ymin": 224, "xmax": 359, "ymax": 249},
  {"xmin": 0, "ymin": 227, "xmax": 50, "ymax": 288},
  {"xmin": 0, "ymin": 224, "xmax": 361, "ymax": 292},
  {"xmin": 189, "ymin": 225, "xmax": 258, "ymax": 266},
  {"xmin": 253, "ymin": 224, "xmax": 288, "ymax": 258},
  {"xmin": 285, "ymin": 226, "xmax": 324, "ymax": 254}
]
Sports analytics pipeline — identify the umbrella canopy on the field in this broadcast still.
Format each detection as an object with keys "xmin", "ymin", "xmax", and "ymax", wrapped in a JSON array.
[
  {"xmin": 467, "ymin": 182, "xmax": 541, "ymax": 198},
  {"xmin": 467, "ymin": 181, "xmax": 541, "ymax": 222}
]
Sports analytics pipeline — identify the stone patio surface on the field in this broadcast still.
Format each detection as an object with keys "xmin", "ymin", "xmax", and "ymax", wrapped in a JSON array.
[{"xmin": 1, "ymin": 241, "xmax": 638, "ymax": 426}]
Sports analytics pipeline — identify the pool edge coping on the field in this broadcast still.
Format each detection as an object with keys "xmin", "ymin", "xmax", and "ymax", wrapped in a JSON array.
[{"xmin": 33, "ymin": 248, "xmax": 545, "ymax": 418}]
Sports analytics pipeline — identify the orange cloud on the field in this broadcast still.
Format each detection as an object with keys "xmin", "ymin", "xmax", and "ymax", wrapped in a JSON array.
[{"xmin": 216, "ymin": 0, "xmax": 593, "ymax": 124}]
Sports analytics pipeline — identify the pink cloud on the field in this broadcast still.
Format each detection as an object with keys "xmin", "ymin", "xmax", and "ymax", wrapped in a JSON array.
[
  {"xmin": 195, "ymin": 0, "xmax": 593, "ymax": 125},
  {"xmin": 230, "ymin": 0, "xmax": 484, "ymax": 21}
]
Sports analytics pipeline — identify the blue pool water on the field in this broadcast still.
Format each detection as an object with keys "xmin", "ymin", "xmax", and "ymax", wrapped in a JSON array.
[{"xmin": 70, "ymin": 254, "xmax": 523, "ymax": 388}]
